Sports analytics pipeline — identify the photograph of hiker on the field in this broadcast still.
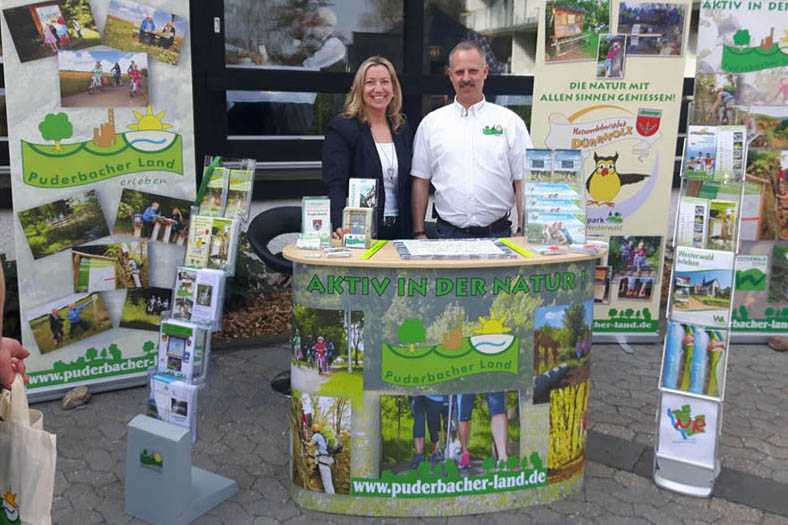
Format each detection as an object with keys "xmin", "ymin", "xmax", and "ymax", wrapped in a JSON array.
[
  {"xmin": 59, "ymin": 48, "xmax": 149, "ymax": 107},
  {"xmin": 3, "ymin": 0, "xmax": 100, "ymax": 63},
  {"xmin": 114, "ymin": 189, "xmax": 191, "ymax": 245},
  {"xmin": 71, "ymin": 241, "xmax": 148, "ymax": 293},
  {"xmin": 291, "ymin": 390, "xmax": 351, "ymax": 495},
  {"xmin": 27, "ymin": 292, "xmax": 112, "ymax": 353},
  {"xmin": 380, "ymin": 391, "xmax": 520, "ymax": 476},
  {"xmin": 18, "ymin": 190, "xmax": 110, "ymax": 260}
]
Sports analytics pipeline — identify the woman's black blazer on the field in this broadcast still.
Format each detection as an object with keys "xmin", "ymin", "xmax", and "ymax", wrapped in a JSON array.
[{"xmin": 321, "ymin": 115, "xmax": 413, "ymax": 239}]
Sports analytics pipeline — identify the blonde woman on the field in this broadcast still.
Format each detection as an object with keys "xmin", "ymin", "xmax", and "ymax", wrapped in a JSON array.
[{"xmin": 322, "ymin": 56, "xmax": 412, "ymax": 240}]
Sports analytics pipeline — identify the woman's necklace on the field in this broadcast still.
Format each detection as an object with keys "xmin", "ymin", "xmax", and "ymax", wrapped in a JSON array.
[{"xmin": 378, "ymin": 143, "xmax": 396, "ymax": 183}]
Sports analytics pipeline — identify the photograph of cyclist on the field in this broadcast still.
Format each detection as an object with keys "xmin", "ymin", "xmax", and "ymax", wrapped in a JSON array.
[{"xmin": 58, "ymin": 48, "xmax": 149, "ymax": 107}]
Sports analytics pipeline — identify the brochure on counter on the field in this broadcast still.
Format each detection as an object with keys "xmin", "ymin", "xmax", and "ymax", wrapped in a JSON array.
[{"xmin": 393, "ymin": 239, "xmax": 518, "ymax": 260}]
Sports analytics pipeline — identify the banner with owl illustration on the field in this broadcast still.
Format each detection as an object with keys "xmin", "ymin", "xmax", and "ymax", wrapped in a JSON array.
[
  {"xmin": 692, "ymin": 2, "xmax": 788, "ymax": 336},
  {"xmin": 3, "ymin": 0, "xmax": 197, "ymax": 397},
  {"xmin": 531, "ymin": 0, "xmax": 692, "ymax": 337}
]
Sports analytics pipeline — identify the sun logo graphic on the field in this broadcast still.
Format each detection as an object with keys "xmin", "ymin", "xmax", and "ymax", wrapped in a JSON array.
[
  {"xmin": 1, "ymin": 490, "xmax": 20, "ymax": 525},
  {"xmin": 125, "ymin": 105, "xmax": 177, "ymax": 152},
  {"xmin": 470, "ymin": 312, "xmax": 514, "ymax": 355}
]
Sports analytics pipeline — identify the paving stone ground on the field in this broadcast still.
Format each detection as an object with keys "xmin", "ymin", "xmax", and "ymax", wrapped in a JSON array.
[{"xmin": 37, "ymin": 342, "xmax": 788, "ymax": 525}]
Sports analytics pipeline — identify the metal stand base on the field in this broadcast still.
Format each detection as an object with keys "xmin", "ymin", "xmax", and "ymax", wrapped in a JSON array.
[
  {"xmin": 654, "ymin": 455, "xmax": 720, "ymax": 498},
  {"xmin": 125, "ymin": 415, "xmax": 238, "ymax": 524}
]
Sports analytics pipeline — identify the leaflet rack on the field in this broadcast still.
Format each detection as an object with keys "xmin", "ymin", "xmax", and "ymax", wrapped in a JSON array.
[
  {"xmin": 653, "ymin": 125, "xmax": 747, "ymax": 496},
  {"xmin": 125, "ymin": 156, "xmax": 256, "ymax": 523}
]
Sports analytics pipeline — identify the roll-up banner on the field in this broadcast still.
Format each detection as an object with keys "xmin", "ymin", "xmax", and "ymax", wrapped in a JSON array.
[
  {"xmin": 2, "ymin": 0, "xmax": 195, "ymax": 398},
  {"xmin": 531, "ymin": 0, "xmax": 691, "ymax": 339},
  {"xmin": 692, "ymin": 1, "xmax": 788, "ymax": 338}
]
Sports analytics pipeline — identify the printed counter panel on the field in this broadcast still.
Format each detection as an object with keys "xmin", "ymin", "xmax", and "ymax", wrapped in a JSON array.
[{"xmin": 285, "ymin": 248, "xmax": 598, "ymax": 516}]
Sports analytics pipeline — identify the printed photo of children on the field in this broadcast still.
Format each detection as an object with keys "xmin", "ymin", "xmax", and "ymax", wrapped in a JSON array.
[
  {"xmin": 59, "ymin": 48, "xmax": 149, "ymax": 108},
  {"xmin": 27, "ymin": 292, "xmax": 112, "ymax": 353},
  {"xmin": 291, "ymin": 390, "xmax": 351, "ymax": 495},
  {"xmin": 595, "ymin": 34, "xmax": 626, "ymax": 79},
  {"xmin": 3, "ymin": 0, "xmax": 100, "ymax": 63},
  {"xmin": 291, "ymin": 306, "xmax": 364, "ymax": 378}
]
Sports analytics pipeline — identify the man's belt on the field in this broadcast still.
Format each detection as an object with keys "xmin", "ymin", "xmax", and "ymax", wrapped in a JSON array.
[{"xmin": 436, "ymin": 214, "xmax": 511, "ymax": 237}]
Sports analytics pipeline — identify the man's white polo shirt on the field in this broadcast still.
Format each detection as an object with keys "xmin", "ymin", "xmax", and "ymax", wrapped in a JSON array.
[{"xmin": 411, "ymin": 97, "xmax": 533, "ymax": 229}]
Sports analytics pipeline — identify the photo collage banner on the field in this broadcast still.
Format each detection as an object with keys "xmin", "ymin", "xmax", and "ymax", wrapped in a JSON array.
[
  {"xmin": 2, "ymin": 0, "xmax": 195, "ymax": 395},
  {"xmin": 531, "ymin": 0, "xmax": 692, "ymax": 336},
  {"xmin": 692, "ymin": 1, "xmax": 788, "ymax": 335},
  {"xmin": 288, "ymin": 259, "xmax": 596, "ymax": 515}
]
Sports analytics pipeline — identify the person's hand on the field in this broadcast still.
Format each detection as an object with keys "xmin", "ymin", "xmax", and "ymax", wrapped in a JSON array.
[
  {"xmin": 331, "ymin": 227, "xmax": 350, "ymax": 241},
  {"xmin": 414, "ymin": 233, "xmax": 428, "ymax": 240},
  {"xmin": 0, "ymin": 337, "xmax": 30, "ymax": 390}
]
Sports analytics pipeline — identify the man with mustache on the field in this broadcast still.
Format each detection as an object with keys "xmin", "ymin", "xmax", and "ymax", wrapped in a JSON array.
[
  {"xmin": 411, "ymin": 40, "xmax": 531, "ymax": 241},
  {"xmin": 410, "ymin": 41, "xmax": 532, "ymax": 470}
]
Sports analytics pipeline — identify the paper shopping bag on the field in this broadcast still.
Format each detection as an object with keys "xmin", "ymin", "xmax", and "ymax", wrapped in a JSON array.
[{"xmin": 0, "ymin": 375, "xmax": 57, "ymax": 525}]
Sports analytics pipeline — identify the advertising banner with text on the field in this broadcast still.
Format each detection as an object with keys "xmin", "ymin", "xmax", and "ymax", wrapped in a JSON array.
[
  {"xmin": 2, "ymin": 0, "xmax": 195, "ymax": 396},
  {"xmin": 692, "ymin": 0, "xmax": 788, "ymax": 335},
  {"xmin": 531, "ymin": 0, "xmax": 691, "ymax": 337}
]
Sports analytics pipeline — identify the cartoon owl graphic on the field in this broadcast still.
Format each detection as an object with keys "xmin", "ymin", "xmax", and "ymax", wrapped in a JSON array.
[
  {"xmin": 586, "ymin": 152, "xmax": 649, "ymax": 206},
  {"xmin": 1, "ymin": 490, "xmax": 19, "ymax": 525}
]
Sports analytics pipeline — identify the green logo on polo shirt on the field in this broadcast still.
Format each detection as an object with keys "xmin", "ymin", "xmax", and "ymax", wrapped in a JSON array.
[{"xmin": 483, "ymin": 125, "xmax": 503, "ymax": 136}]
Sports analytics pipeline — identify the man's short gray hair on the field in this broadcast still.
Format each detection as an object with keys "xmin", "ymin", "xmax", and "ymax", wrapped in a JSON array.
[{"xmin": 448, "ymin": 41, "xmax": 487, "ymax": 68}]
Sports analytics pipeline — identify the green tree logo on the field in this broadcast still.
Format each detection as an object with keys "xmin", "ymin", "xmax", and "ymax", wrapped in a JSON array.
[
  {"xmin": 733, "ymin": 29, "xmax": 751, "ymax": 47},
  {"xmin": 397, "ymin": 319, "xmax": 426, "ymax": 352},
  {"xmin": 38, "ymin": 113, "xmax": 74, "ymax": 151}
]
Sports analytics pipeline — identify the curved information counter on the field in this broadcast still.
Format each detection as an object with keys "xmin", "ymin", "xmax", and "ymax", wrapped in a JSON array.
[{"xmin": 284, "ymin": 239, "xmax": 602, "ymax": 516}]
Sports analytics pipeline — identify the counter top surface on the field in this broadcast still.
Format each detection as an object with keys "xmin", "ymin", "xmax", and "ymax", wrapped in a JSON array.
[{"xmin": 283, "ymin": 237, "xmax": 605, "ymax": 269}]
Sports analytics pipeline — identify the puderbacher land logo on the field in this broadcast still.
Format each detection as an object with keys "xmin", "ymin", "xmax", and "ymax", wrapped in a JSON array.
[
  {"xmin": 22, "ymin": 107, "xmax": 183, "ymax": 188},
  {"xmin": 667, "ymin": 404, "xmax": 706, "ymax": 439},
  {"xmin": 381, "ymin": 314, "xmax": 518, "ymax": 386}
]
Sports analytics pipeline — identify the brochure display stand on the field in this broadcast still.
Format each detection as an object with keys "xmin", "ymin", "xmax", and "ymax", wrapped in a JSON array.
[
  {"xmin": 283, "ymin": 239, "xmax": 603, "ymax": 517},
  {"xmin": 124, "ymin": 157, "xmax": 254, "ymax": 522},
  {"xmin": 653, "ymin": 126, "xmax": 747, "ymax": 496}
]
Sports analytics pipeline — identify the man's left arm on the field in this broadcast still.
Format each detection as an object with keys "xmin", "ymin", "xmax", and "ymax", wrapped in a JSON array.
[{"xmin": 514, "ymin": 179, "xmax": 524, "ymax": 236}]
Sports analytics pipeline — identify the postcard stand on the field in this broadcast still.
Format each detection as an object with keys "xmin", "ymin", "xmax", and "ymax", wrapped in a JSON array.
[
  {"xmin": 653, "ymin": 126, "xmax": 747, "ymax": 496},
  {"xmin": 125, "ymin": 158, "xmax": 251, "ymax": 521}
]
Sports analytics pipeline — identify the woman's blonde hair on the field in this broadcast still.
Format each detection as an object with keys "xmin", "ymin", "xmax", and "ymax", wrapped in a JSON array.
[{"xmin": 342, "ymin": 56, "xmax": 405, "ymax": 131}]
